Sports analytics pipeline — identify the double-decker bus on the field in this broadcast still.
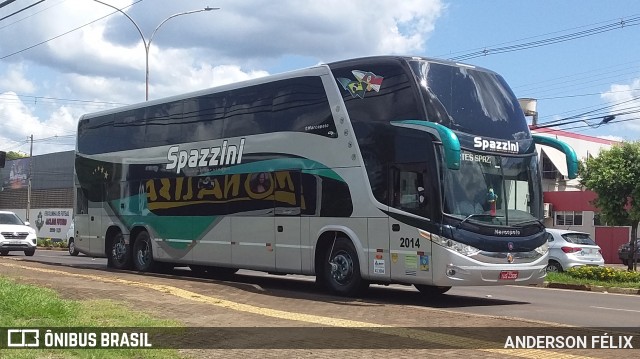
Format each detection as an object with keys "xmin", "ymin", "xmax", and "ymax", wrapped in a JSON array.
[{"xmin": 74, "ymin": 56, "xmax": 578, "ymax": 296}]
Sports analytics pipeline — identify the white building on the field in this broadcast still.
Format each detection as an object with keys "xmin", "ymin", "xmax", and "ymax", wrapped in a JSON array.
[{"xmin": 531, "ymin": 127, "xmax": 629, "ymax": 263}]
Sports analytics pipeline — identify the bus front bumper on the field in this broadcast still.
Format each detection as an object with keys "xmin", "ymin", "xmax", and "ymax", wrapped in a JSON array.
[{"xmin": 431, "ymin": 245, "xmax": 548, "ymax": 286}]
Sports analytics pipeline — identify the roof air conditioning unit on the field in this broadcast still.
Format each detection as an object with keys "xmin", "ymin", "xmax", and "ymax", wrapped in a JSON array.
[{"xmin": 543, "ymin": 203, "xmax": 552, "ymax": 219}]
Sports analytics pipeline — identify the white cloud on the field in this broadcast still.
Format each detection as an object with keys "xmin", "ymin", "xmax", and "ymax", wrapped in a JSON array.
[
  {"xmin": 0, "ymin": 64, "xmax": 36, "ymax": 93},
  {"xmin": 0, "ymin": 0, "xmax": 445, "ymax": 154},
  {"xmin": 0, "ymin": 92, "xmax": 81, "ymax": 155},
  {"xmin": 601, "ymin": 78, "xmax": 640, "ymax": 133}
]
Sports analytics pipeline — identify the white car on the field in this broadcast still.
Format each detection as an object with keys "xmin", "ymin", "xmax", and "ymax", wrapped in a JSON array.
[
  {"xmin": 65, "ymin": 220, "xmax": 79, "ymax": 256},
  {"xmin": 0, "ymin": 211, "xmax": 37, "ymax": 256},
  {"xmin": 545, "ymin": 228, "xmax": 604, "ymax": 272}
]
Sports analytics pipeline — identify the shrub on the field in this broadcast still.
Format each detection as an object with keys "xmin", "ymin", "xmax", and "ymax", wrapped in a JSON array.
[
  {"xmin": 37, "ymin": 238, "xmax": 52, "ymax": 247},
  {"xmin": 566, "ymin": 266, "xmax": 640, "ymax": 283}
]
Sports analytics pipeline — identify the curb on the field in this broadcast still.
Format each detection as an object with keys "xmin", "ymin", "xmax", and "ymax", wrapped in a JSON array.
[{"xmin": 543, "ymin": 282, "xmax": 640, "ymax": 295}]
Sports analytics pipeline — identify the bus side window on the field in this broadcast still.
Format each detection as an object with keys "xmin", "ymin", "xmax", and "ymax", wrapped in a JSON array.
[{"xmin": 390, "ymin": 163, "xmax": 433, "ymax": 219}]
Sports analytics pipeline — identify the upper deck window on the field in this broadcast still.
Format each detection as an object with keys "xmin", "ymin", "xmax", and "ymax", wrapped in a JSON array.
[{"xmin": 410, "ymin": 60, "xmax": 529, "ymax": 140}]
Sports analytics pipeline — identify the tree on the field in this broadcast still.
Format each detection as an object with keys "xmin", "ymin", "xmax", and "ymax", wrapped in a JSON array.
[
  {"xmin": 579, "ymin": 141, "xmax": 640, "ymax": 271},
  {"xmin": 6, "ymin": 151, "xmax": 28, "ymax": 160}
]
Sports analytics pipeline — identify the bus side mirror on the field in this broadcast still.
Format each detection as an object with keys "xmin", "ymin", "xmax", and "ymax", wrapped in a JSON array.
[
  {"xmin": 532, "ymin": 135, "xmax": 578, "ymax": 179},
  {"xmin": 390, "ymin": 120, "xmax": 461, "ymax": 170}
]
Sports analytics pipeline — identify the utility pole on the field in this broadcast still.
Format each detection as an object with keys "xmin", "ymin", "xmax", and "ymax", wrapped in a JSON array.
[{"xmin": 26, "ymin": 134, "xmax": 33, "ymax": 222}]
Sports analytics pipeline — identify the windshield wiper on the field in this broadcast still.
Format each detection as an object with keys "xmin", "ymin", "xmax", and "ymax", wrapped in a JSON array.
[
  {"xmin": 457, "ymin": 214, "xmax": 502, "ymax": 228},
  {"xmin": 512, "ymin": 218, "xmax": 544, "ymax": 228}
]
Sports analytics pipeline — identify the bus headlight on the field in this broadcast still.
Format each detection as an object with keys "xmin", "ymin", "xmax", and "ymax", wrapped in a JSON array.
[
  {"xmin": 534, "ymin": 241, "xmax": 549, "ymax": 255},
  {"xmin": 431, "ymin": 233, "xmax": 481, "ymax": 257}
]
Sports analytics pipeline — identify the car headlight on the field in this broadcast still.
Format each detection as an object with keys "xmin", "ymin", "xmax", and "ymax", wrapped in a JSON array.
[{"xmin": 534, "ymin": 241, "xmax": 549, "ymax": 255}]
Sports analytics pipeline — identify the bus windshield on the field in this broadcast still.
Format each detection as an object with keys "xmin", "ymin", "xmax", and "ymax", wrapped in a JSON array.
[
  {"xmin": 441, "ymin": 149, "xmax": 542, "ymax": 226},
  {"xmin": 410, "ymin": 60, "xmax": 529, "ymax": 139}
]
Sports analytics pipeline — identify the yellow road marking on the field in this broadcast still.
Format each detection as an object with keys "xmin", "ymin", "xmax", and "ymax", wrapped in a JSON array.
[{"xmin": 0, "ymin": 260, "xmax": 597, "ymax": 358}]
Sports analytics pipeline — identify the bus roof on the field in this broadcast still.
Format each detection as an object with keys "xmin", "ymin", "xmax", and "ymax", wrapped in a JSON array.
[{"xmin": 79, "ymin": 55, "xmax": 494, "ymax": 121}]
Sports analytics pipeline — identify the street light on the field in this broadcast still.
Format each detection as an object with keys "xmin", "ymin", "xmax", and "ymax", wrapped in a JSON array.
[{"xmin": 93, "ymin": 1, "xmax": 219, "ymax": 101}]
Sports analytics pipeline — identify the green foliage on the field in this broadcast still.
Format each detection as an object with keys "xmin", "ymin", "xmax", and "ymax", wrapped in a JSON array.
[
  {"xmin": 579, "ymin": 141, "xmax": 640, "ymax": 227},
  {"xmin": 566, "ymin": 266, "xmax": 640, "ymax": 283},
  {"xmin": 37, "ymin": 238, "xmax": 52, "ymax": 247},
  {"xmin": 6, "ymin": 151, "xmax": 28, "ymax": 160},
  {"xmin": 0, "ymin": 277, "xmax": 77, "ymax": 325},
  {"xmin": 0, "ymin": 276, "xmax": 182, "ymax": 359}
]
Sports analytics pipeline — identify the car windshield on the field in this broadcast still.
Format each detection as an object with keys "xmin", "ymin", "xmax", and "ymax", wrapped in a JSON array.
[
  {"xmin": 0, "ymin": 213, "xmax": 24, "ymax": 225},
  {"xmin": 562, "ymin": 233, "xmax": 597, "ymax": 246},
  {"xmin": 441, "ymin": 149, "xmax": 542, "ymax": 226}
]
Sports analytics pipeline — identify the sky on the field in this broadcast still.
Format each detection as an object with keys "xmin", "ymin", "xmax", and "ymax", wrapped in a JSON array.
[{"xmin": 1, "ymin": 0, "xmax": 639, "ymax": 155}]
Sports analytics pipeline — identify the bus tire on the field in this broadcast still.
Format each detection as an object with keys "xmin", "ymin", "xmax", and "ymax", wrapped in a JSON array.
[
  {"xmin": 107, "ymin": 231, "xmax": 131, "ymax": 270},
  {"xmin": 132, "ymin": 231, "xmax": 156, "ymax": 272},
  {"xmin": 323, "ymin": 237, "xmax": 368, "ymax": 296},
  {"xmin": 68, "ymin": 238, "xmax": 79, "ymax": 256},
  {"xmin": 414, "ymin": 284, "xmax": 451, "ymax": 296}
]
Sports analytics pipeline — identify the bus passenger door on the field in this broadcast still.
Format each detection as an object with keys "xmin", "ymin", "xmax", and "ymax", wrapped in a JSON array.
[
  {"xmin": 388, "ymin": 164, "xmax": 434, "ymax": 282},
  {"xmin": 274, "ymin": 171, "xmax": 302, "ymax": 272},
  {"xmin": 87, "ymin": 184, "xmax": 104, "ymax": 256},
  {"xmin": 74, "ymin": 187, "xmax": 91, "ymax": 254}
]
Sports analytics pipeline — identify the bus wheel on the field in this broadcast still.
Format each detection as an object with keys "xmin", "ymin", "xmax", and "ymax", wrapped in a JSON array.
[
  {"xmin": 414, "ymin": 284, "xmax": 451, "ymax": 296},
  {"xmin": 68, "ymin": 238, "xmax": 79, "ymax": 256},
  {"xmin": 132, "ymin": 231, "xmax": 156, "ymax": 272},
  {"xmin": 107, "ymin": 231, "xmax": 131, "ymax": 270},
  {"xmin": 323, "ymin": 238, "xmax": 368, "ymax": 296}
]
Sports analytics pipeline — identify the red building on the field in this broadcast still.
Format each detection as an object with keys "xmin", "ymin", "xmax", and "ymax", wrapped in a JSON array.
[{"xmin": 533, "ymin": 127, "xmax": 631, "ymax": 264}]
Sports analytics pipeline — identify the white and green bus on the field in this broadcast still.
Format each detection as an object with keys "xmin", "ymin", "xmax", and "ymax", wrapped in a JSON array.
[{"xmin": 74, "ymin": 56, "xmax": 578, "ymax": 296}]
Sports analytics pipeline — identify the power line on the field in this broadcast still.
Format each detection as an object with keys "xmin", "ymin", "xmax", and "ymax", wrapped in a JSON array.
[
  {"xmin": 552, "ymin": 116, "xmax": 640, "ymax": 133},
  {"xmin": 0, "ymin": 0, "xmax": 142, "ymax": 60},
  {"xmin": 536, "ymin": 88, "xmax": 639, "ymax": 100},
  {"xmin": 0, "ymin": 0, "xmax": 20, "ymax": 9},
  {"xmin": 536, "ymin": 95, "xmax": 640, "ymax": 126},
  {"xmin": 0, "ymin": 0, "xmax": 67, "ymax": 31},
  {"xmin": 0, "ymin": 0, "xmax": 45, "ymax": 22},
  {"xmin": 0, "ymin": 93, "xmax": 128, "ymax": 107},
  {"xmin": 438, "ymin": 14, "xmax": 640, "ymax": 59},
  {"xmin": 449, "ymin": 16, "xmax": 640, "ymax": 61}
]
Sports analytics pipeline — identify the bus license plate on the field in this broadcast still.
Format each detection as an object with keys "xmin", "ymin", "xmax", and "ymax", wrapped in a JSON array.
[{"xmin": 499, "ymin": 271, "xmax": 518, "ymax": 280}]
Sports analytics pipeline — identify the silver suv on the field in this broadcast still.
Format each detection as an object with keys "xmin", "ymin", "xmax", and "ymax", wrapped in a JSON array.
[{"xmin": 0, "ymin": 211, "xmax": 37, "ymax": 256}]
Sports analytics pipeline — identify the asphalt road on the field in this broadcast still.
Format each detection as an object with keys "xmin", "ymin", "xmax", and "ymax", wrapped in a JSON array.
[{"xmin": 13, "ymin": 249, "xmax": 640, "ymax": 328}]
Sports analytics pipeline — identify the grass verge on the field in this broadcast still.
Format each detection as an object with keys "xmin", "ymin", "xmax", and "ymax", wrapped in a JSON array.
[
  {"xmin": 0, "ymin": 276, "xmax": 183, "ymax": 359},
  {"xmin": 546, "ymin": 267, "xmax": 640, "ymax": 290}
]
